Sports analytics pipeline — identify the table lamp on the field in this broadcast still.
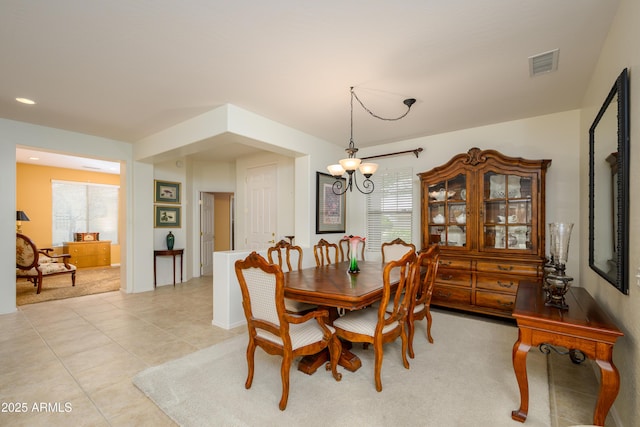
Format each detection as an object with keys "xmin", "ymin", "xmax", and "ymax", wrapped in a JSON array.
[{"xmin": 16, "ymin": 210, "xmax": 30, "ymax": 233}]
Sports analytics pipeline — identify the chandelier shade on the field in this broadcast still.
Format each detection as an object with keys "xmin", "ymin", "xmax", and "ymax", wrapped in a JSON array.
[
  {"xmin": 339, "ymin": 157, "xmax": 361, "ymax": 171},
  {"xmin": 327, "ymin": 163, "xmax": 346, "ymax": 176},
  {"xmin": 359, "ymin": 162, "xmax": 378, "ymax": 177}
]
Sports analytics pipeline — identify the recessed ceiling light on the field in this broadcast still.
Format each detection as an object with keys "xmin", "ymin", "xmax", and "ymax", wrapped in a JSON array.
[
  {"xmin": 16, "ymin": 97, "xmax": 36, "ymax": 105},
  {"xmin": 28, "ymin": 156, "xmax": 40, "ymax": 160}
]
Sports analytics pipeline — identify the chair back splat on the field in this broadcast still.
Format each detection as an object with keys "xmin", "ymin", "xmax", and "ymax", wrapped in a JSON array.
[
  {"xmin": 234, "ymin": 252, "xmax": 342, "ymax": 410},
  {"xmin": 313, "ymin": 239, "xmax": 339, "ymax": 267},
  {"xmin": 267, "ymin": 239, "xmax": 315, "ymax": 314},
  {"xmin": 381, "ymin": 237, "xmax": 416, "ymax": 263},
  {"xmin": 267, "ymin": 239, "xmax": 303, "ymax": 272}
]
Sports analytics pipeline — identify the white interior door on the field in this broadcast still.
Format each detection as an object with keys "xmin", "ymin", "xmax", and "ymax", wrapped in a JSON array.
[
  {"xmin": 246, "ymin": 164, "xmax": 277, "ymax": 250},
  {"xmin": 200, "ymin": 192, "xmax": 214, "ymax": 275}
]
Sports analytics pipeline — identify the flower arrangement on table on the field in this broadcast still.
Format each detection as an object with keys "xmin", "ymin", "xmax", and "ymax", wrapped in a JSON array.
[{"xmin": 345, "ymin": 235, "xmax": 365, "ymax": 274}]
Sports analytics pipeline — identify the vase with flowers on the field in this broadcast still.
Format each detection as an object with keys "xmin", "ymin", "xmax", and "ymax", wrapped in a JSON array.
[{"xmin": 345, "ymin": 235, "xmax": 365, "ymax": 274}]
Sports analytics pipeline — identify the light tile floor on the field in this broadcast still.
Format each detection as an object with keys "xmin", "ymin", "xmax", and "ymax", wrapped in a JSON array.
[{"xmin": 0, "ymin": 276, "xmax": 616, "ymax": 426}]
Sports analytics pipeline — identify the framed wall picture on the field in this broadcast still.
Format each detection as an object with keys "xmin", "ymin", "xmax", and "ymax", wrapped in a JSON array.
[
  {"xmin": 155, "ymin": 205, "xmax": 181, "ymax": 228},
  {"xmin": 154, "ymin": 180, "xmax": 181, "ymax": 204},
  {"xmin": 316, "ymin": 172, "xmax": 346, "ymax": 234}
]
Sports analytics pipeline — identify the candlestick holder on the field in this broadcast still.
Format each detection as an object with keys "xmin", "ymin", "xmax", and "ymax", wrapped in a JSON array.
[{"xmin": 543, "ymin": 223, "xmax": 574, "ymax": 309}]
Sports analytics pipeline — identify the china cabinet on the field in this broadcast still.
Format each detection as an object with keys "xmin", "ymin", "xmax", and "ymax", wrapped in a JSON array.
[{"xmin": 418, "ymin": 148, "xmax": 551, "ymax": 317}]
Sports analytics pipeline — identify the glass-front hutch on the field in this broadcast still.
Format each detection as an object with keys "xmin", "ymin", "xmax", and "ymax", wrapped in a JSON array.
[{"xmin": 419, "ymin": 148, "xmax": 551, "ymax": 317}]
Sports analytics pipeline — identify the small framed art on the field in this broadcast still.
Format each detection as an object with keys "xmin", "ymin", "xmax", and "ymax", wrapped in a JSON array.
[
  {"xmin": 316, "ymin": 172, "xmax": 346, "ymax": 234},
  {"xmin": 155, "ymin": 205, "xmax": 181, "ymax": 228},
  {"xmin": 154, "ymin": 180, "xmax": 181, "ymax": 204}
]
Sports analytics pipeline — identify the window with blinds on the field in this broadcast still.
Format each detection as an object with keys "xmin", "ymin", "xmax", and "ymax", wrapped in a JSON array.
[
  {"xmin": 365, "ymin": 168, "xmax": 413, "ymax": 252},
  {"xmin": 52, "ymin": 180, "xmax": 119, "ymax": 246}
]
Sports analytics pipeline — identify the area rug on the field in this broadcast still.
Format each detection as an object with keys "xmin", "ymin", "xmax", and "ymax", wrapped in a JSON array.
[
  {"xmin": 134, "ymin": 310, "xmax": 550, "ymax": 427},
  {"xmin": 16, "ymin": 266, "xmax": 120, "ymax": 306}
]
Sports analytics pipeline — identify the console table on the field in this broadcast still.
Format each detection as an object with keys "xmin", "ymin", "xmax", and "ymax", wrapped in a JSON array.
[
  {"xmin": 154, "ymin": 249, "xmax": 184, "ymax": 287},
  {"xmin": 511, "ymin": 281, "xmax": 623, "ymax": 426}
]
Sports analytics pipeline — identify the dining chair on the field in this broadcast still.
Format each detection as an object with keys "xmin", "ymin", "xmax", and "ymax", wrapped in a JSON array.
[
  {"xmin": 338, "ymin": 236, "xmax": 366, "ymax": 262},
  {"xmin": 267, "ymin": 239, "xmax": 316, "ymax": 314},
  {"xmin": 313, "ymin": 239, "xmax": 339, "ymax": 267},
  {"xmin": 381, "ymin": 237, "xmax": 416, "ymax": 263},
  {"xmin": 407, "ymin": 245, "xmax": 440, "ymax": 358},
  {"xmin": 16, "ymin": 233, "xmax": 77, "ymax": 294},
  {"xmin": 234, "ymin": 251, "xmax": 342, "ymax": 410},
  {"xmin": 332, "ymin": 250, "xmax": 417, "ymax": 392},
  {"xmin": 267, "ymin": 239, "xmax": 303, "ymax": 272}
]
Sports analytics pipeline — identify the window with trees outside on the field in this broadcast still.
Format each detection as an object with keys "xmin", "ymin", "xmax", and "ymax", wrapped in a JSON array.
[
  {"xmin": 52, "ymin": 180, "xmax": 119, "ymax": 246},
  {"xmin": 366, "ymin": 167, "xmax": 413, "ymax": 252}
]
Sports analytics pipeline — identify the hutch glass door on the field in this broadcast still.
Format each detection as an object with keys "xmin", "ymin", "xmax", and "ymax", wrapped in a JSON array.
[
  {"xmin": 427, "ymin": 173, "xmax": 467, "ymax": 248},
  {"xmin": 481, "ymin": 171, "xmax": 535, "ymax": 253}
]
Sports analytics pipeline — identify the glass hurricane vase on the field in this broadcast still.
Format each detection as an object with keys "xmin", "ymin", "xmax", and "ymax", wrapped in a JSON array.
[
  {"xmin": 544, "ymin": 222, "xmax": 574, "ymax": 309},
  {"xmin": 346, "ymin": 235, "xmax": 364, "ymax": 274}
]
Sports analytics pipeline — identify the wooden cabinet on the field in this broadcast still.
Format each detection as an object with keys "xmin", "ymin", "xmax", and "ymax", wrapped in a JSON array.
[
  {"xmin": 63, "ymin": 241, "xmax": 112, "ymax": 268},
  {"xmin": 418, "ymin": 148, "xmax": 551, "ymax": 317}
]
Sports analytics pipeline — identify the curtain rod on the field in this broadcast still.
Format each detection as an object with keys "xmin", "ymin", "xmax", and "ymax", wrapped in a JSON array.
[{"xmin": 361, "ymin": 148, "xmax": 423, "ymax": 161}]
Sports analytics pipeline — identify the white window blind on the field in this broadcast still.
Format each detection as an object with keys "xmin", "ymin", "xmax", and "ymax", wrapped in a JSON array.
[
  {"xmin": 52, "ymin": 180, "xmax": 119, "ymax": 246},
  {"xmin": 366, "ymin": 168, "xmax": 413, "ymax": 252}
]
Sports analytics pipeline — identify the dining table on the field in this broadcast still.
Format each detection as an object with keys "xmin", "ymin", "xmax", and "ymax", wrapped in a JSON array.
[{"xmin": 284, "ymin": 260, "xmax": 399, "ymax": 374}]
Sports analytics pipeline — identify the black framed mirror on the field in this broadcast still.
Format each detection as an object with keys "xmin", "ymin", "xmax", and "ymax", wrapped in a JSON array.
[{"xmin": 589, "ymin": 68, "xmax": 629, "ymax": 294}]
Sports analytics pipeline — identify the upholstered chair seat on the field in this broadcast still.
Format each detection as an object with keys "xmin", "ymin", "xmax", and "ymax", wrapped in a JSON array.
[
  {"xmin": 332, "ymin": 309, "xmax": 400, "ymax": 336},
  {"xmin": 256, "ymin": 319, "xmax": 336, "ymax": 349}
]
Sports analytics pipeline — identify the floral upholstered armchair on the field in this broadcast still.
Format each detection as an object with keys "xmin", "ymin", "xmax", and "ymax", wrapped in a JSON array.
[{"xmin": 16, "ymin": 233, "xmax": 76, "ymax": 294}]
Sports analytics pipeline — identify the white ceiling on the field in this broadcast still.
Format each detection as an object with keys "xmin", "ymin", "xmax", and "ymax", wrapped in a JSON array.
[
  {"xmin": 3, "ymin": 1, "xmax": 620, "ymax": 169},
  {"xmin": 15, "ymin": 147, "xmax": 121, "ymax": 174}
]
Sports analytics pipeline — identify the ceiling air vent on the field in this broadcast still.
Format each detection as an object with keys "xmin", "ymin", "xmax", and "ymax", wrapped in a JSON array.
[{"xmin": 529, "ymin": 49, "xmax": 559, "ymax": 77}]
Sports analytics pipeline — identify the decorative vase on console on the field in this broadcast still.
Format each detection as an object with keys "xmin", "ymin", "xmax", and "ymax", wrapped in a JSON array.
[
  {"xmin": 345, "ymin": 235, "xmax": 365, "ymax": 274},
  {"xmin": 166, "ymin": 231, "xmax": 175, "ymax": 250}
]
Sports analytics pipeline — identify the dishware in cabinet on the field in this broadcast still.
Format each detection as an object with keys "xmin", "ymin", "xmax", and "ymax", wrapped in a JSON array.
[
  {"xmin": 425, "ymin": 173, "xmax": 468, "ymax": 247},
  {"xmin": 481, "ymin": 171, "xmax": 536, "ymax": 252}
]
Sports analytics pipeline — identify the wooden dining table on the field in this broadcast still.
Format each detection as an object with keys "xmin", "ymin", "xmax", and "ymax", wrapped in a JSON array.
[{"xmin": 284, "ymin": 260, "xmax": 398, "ymax": 374}]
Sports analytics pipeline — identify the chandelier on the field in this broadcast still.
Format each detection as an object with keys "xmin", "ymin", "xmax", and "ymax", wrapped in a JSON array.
[{"xmin": 327, "ymin": 87, "xmax": 416, "ymax": 195}]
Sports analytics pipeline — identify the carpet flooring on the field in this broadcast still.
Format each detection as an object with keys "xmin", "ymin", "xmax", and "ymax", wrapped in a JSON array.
[
  {"xmin": 133, "ymin": 310, "xmax": 550, "ymax": 427},
  {"xmin": 16, "ymin": 266, "xmax": 120, "ymax": 306}
]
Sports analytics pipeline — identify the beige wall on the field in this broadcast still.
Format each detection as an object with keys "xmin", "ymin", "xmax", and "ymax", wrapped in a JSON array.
[
  {"xmin": 16, "ymin": 163, "xmax": 121, "ymax": 263},
  {"xmin": 578, "ymin": 0, "xmax": 640, "ymax": 425}
]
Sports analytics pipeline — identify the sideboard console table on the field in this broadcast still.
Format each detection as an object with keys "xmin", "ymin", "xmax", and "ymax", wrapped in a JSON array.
[
  {"xmin": 63, "ymin": 240, "xmax": 111, "ymax": 268},
  {"xmin": 511, "ymin": 281, "xmax": 623, "ymax": 426},
  {"xmin": 154, "ymin": 249, "xmax": 184, "ymax": 287}
]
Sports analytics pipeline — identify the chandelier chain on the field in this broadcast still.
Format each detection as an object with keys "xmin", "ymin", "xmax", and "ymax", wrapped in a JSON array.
[
  {"xmin": 328, "ymin": 86, "xmax": 415, "ymax": 195},
  {"xmin": 351, "ymin": 87, "xmax": 413, "ymax": 121}
]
